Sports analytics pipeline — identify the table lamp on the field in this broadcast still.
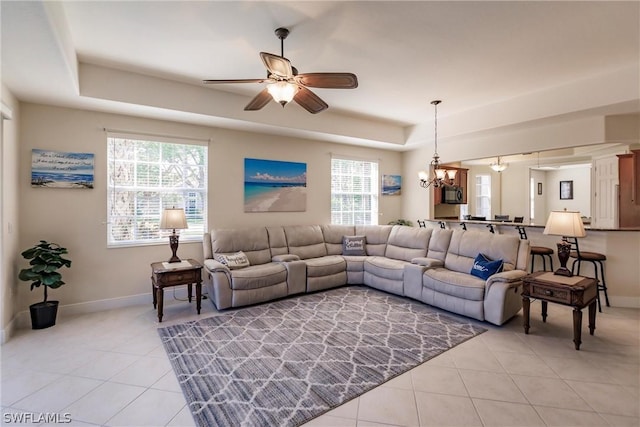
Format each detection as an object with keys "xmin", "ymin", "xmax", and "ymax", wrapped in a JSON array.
[
  {"xmin": 543, "ymin": 210, "xmax": 586, "ymax": 276},
  {"xmin": 160, "ymin": 207, "xmax": 188, "ymax": 263}
]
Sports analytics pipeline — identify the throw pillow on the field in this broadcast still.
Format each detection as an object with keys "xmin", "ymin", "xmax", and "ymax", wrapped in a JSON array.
[
  {"xmin": 214, "ymin": 251, "xmax": 250, "ymax": 269},
  {"xmin": 470, "ymin": 253, "xmax": 503, "ymax": 280},
  {"xmin": 342, "ymin": 235, "xmax": 367, "ymax": 256}
]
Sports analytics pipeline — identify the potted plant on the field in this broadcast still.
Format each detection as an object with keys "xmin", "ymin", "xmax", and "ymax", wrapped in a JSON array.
[
  {"xmin": 387, "ymin": 219, "xmax": 413, "ymax": 227},
  {"xmin": 18, "ymin": 240, "xmax": 71, "ymax": 329}
]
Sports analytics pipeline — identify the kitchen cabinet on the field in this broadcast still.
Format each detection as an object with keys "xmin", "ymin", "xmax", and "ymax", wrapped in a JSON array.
[
  {"xmin": 617, "ymin": 150, "xmax": 640, "ymax": 227},
  {"xmin": 433, "ymin": 167, "xmax": 468, "ymax": 205}
]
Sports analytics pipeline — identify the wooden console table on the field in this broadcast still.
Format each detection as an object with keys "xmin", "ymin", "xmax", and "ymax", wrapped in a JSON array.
[
  {"xmin": 522, "ymin": 271, "xmax": 597, "ymax": 350},
  {"xmin": 151, "ymin": 259, "xmax": 202, "ymax": 322}
]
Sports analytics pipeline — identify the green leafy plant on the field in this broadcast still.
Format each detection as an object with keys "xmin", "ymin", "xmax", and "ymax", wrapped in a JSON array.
[
  {"xmin": 387, "ymin": 219, "xmax": 413, "ymax": 227},
  {"xmin": 19, "ymin": 241, "xmax": 71, "ymax": 303}
]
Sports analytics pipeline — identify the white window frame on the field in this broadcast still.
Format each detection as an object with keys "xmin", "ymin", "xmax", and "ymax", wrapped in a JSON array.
[
  {"xmin": 107, "ymin": 134, "xmax": 207, "ymax": 248},
  {"xmin": 331, "ymin": 157, "xmax": 379, "ymax": 225},
  {"xmin": 475, "ymin": 174, "xmax": 492, "ymax": 219}
]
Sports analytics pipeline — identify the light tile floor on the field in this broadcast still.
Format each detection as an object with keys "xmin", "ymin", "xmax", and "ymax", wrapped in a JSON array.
[{"xmin": 1, "ymin": 290, "xmax": 638, "ymax": 427}]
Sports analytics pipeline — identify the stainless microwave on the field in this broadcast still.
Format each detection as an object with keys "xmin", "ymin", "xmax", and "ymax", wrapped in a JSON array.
[{"xmin": 442, "ymin": 186, "xmax": 464, "ymax": 204}]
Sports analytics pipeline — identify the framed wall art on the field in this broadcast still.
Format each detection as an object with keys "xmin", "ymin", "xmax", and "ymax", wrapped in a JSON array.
[
  {"xmin": 31, "ymin": 149, "xmax": 94, "ymax": 189},
  {"xmin": 244, "ymin": 158, "xmax": 307, "ymax": 212},
  {"xmin": 382, "ymin": 174, "xmax": 402, "ymax": 195},
  {"xmin": 560, "ymin": 180, "xmax": 573, "ymax": 200}
]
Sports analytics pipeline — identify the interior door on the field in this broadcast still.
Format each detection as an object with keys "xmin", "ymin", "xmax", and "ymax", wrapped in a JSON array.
[{"xmin": 593, "ymin": 156, "xmax": 618, "ymax": 228}]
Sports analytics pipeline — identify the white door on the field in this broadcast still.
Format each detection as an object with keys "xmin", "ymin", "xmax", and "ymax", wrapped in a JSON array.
[{"xmin": 593, "ymin": 156, "xmax": 618, "ymax": 228}]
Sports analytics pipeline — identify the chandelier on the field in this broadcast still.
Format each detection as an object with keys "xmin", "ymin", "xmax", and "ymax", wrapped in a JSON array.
[
  {"xmin": 490, "ymin": 156, "xmax": 508, "ymax": 172},
  {"xmin": 418, "ymin": 100, "xmax": 456, "ymax": 188}
]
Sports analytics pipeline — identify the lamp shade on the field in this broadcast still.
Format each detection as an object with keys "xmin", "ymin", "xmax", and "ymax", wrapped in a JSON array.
[
  {"xmin": 160, "ymin": 208, "xmax": 188, "ymax": 230},
  {"xmin": 543, "ymin": 211, "xmax": 586, "ymax": 237}
]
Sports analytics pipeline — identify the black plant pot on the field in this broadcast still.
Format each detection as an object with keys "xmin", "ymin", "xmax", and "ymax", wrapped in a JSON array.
[{"xmin": 29, "ymin": 301, "xmax": 59, "ymax": 329}]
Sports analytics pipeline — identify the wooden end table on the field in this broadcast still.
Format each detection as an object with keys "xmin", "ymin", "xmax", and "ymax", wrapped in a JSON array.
[
  {"xmin": 150, "ymin": 259, "xmax": 202, "ymax": 322},
  {"xmin": 522, "ymin": 271, "xmax": 597, "ymax": 350}
]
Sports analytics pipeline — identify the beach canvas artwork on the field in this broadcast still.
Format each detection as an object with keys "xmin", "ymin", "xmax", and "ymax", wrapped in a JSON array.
[
  {"xmin": 244, "ymin": 158, "xmax": 307, "ymax": 212},
  {"xmin": 31, "ymin": 149, "xmax": 95, "ymax": 189},
  {"xmin": 382, "ymin": 174, "xmax": 402, "ymax": 195}
]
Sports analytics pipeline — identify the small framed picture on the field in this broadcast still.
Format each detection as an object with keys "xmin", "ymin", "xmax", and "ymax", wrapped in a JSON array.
[
  {"xmin": 537, "ymin": 182, "xmax": 542, "ymax": 195},
  {"xmin": 560, "ymin": 180, "xmax": 573, "ymax": 200}
]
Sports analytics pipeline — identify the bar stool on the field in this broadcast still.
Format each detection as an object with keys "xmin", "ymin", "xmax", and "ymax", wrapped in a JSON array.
[
  {"xmin": 567, "ymin": 237, "xmax": 610, "ymax": 312},
  {"xmin": 530, "ymin": 246, "xmax": 554, "ymax": 273}
]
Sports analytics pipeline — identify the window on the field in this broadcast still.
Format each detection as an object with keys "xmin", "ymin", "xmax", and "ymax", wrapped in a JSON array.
[
  {"xmin": 107, "ymin": 135, "xmax": 207, "ymax": 247},
  {"xmin": 475, "ymin": 174, "xmax": 491, "ymax": 219},
  {"xmin": 331, "ymin": 157, "xmax": 378, "ymax": 225}
]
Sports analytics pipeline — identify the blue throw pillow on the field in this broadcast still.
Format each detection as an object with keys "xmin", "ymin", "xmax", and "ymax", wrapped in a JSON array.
[{"xmin": 470, "ymin": 253, "xmax": 504, "ymax": 280}]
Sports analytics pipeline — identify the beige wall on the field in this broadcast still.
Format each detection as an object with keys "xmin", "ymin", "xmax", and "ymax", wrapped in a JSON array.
[
  {"xmin": 13, "ymin": 103, "xmax": 402, "ymax": 323},
  {"xmin": 1, "ymin": 86, "xmax": 20, "ymax": 342}
]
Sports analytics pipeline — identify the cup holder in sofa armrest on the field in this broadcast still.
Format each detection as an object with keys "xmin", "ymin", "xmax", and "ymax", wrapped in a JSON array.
[
  {"xmin": 411, "ymin": 257, "xmax": 444, "ymax": 268},
  {"xmin": 272, "ymin": 254, "xmax": 301, "ymax": 262}
]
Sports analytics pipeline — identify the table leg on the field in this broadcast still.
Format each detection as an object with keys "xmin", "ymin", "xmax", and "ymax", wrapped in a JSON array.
[
  {"xmin": 188, "ymin": 284, "xmax": 193, "ymax": 303},
  {"xmin": 572, "ymin": 307, "xmax": 582, "ymax": 350},
  {"xmin": 541, "ymin": 301, "xmax": 548, "ymax": 322},
  {"xmin": 522, "ymin": 296, "xmax": 530, "ymax": 334},
  {"xmin": 196, "ymin": 281, "xmax": 202, "ymax": 315},
  {"xmin": 152, "ymin": 281, "xmax": 157, "ymax": 308},
  {"xmin": 588, "ymin": 300, "xmax": 597, "ymax": 335},
  {"xmin": 157, "ymin": 287, "xmax": 164, "ymax": 322}
]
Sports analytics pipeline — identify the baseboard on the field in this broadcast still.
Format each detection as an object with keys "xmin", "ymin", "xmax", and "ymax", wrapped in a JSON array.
[
  {"xmin": 608, "ymin": 296, "xmax": 640, "ymax": 309},
  {"xmin": 9, "ymin": 292, "xmax": 154, "ymax": 333},
  {"xmin": 0, "ymin": 316, "xmax": 18, "ymax": 344}
]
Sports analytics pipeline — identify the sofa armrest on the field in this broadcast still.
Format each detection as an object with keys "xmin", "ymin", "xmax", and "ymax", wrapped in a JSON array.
[
  {"xmin": 411, "ymin": 257, "xmax": 444, "ymax": 268},
  {"xmin": 272, "ymin": 254, "xmax": 301, "ymax": 262},
  {"xmin": 203, "ymin": 258, "xmax": 230, "ymax": 273},
  {"xmin": 486, "ymin": 270, "xmax": 527, "ymax": 290}
]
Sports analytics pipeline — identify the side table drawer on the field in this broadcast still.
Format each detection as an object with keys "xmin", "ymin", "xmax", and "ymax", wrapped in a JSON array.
[
  {"xmin": 530, "ymin": 283, "xmax": 571, "ymax": 304},
  {"xmin": 156, "ymin": 269, "xmax": 198, "ymax": 285}
]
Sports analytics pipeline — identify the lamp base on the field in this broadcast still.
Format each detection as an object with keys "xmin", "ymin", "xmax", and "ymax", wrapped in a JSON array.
[
  {"xmin": 554, "ymin": 241, "xmax": 573, "ymax": 277},
  {"xmin": 168, "ymin": 233, "xmax": 181, "ymax": 263},
  {"xmin": 554, "ymin": 267, "xmax": 573, "ymax": 277}
]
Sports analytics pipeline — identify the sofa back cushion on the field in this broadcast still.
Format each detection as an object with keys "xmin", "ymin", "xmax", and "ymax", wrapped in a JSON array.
[
  {"xmin": 444, "ymin": 230, "xmax": 520, "ymax": 274},
  {"xmin": 321, "ymin": 225, "xmax": 356, "ymax": 255},
  {"xmin": 210, "ymin": 227, "xmax": 271, "ymax": 265},
  {"xmin": 427, "ymin": 228, "xmax": 453, "ymax": 262},
  {"xmin": 284, "ymin": 225, "xmax": 328, "ymax": 259},
  {"xmin": 355, "ymin": 225, "xmax": 393, "ymax": 256},
  {"xmin": 266, "ymin": 226, "xmax": 288, "ymax": 256},
  {"xmin": 384, "ymin": 226, "xmax": 432, "ymax": 262}
]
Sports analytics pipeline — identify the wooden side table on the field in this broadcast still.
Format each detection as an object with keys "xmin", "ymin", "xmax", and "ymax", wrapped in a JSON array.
[
  {"xmin": 150, "ymin": 259, "xmax": 202, "ymax": 322},
  {"xmin": 522, "ymin": 271, "xmax": 598, "ymax": 350}
]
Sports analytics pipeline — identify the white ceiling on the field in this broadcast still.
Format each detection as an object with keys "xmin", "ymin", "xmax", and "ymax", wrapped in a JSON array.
[{"xmin": 2, "ymin": 1, "xmax": 639, "ymax": 150}]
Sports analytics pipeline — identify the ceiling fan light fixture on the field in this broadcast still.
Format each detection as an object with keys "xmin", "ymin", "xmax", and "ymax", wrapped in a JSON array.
[{"xmin": 267, "ymin": 81, "xmax": 298, "ymax": 106}]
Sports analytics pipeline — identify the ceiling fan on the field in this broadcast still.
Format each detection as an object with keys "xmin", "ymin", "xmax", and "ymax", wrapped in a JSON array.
[{"xmin": 203, "ymin": 27, "xmax": 358, "ymax": 114}]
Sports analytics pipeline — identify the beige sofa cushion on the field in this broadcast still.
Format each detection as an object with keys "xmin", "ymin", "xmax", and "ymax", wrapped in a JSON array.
[
  {"xmin": 284, "ymin": 225, "xmax": 327, "ymax": 259},
  {"xmin": 355, "ymin": 225, "xmax": 393, "ymax": 256},
  {"xmin": 321, "ymin": 225, "xmax": 356, "ymax": 255},
  {"xmin": 210, "ymin": 227, "xmax": 272, "ymax": 265},
  {"xmin": 266, "ymin": 226, "xmax": 288, "ymax": 257},
  {"xmin": 423, "ymin": 268, "xmax": 486, "ymax": 301},
  {"xmin": 445, "ymin": 230, "xmax": 520, "ymax": 274},
  {"xmin": 364, "ymin": 257, "xmax": 408, "ymax": 281},
  {"xmin": 385, "ymin": 226, "xmax": 432, "ymax": 262},
  {"xmin": 305, "ymin": 255, "xmax": 347, "ymax": 278},
  {"xmin": 229, "ymin": 263, "xmax": 287, "ymax": 290}
]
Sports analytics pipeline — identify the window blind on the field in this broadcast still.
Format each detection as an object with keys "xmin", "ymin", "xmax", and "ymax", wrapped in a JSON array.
[
  {"xmin": 107, "ymin": 135, "xmax": 207, "ymax": 247},
  {"xmin": 330, "ymin": 157, "xmax": 379, "ymax": 225}
]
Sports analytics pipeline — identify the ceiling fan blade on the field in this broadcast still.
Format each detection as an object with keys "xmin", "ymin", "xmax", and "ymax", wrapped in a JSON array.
[
  {"xmin": 260, "ymin": 52, "xmax": 293, "ymax": 79},
  {"xmin": 293, "ymin": 86, "xmax": 328, "ymax": 114},
  {"xmin": 295, "ymin": 73, "xmax": 358, "ymax": 89},
  {"xmin": 244, "ymin": 88, "xmax": 273, "ymax": 111},
  {"xmin": 203, "ymin": 78, "xmax": 266, "ymax": 84}
]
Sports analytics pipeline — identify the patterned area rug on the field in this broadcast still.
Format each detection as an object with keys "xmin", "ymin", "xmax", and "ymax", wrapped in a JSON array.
[{"xmin": 158, "ymin": 286, "xmax": 486, "ymax": 427}]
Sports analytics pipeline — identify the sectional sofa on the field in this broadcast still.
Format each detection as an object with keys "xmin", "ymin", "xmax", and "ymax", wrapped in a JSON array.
[{"xmin": 202, "ymin": 224, "xmax": 530, "ymax": 325}]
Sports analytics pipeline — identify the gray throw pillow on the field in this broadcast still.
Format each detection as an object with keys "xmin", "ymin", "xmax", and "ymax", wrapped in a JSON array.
[{"xmin": 342, "ymin": 235, "xmax": 367, "ymax": 256}]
